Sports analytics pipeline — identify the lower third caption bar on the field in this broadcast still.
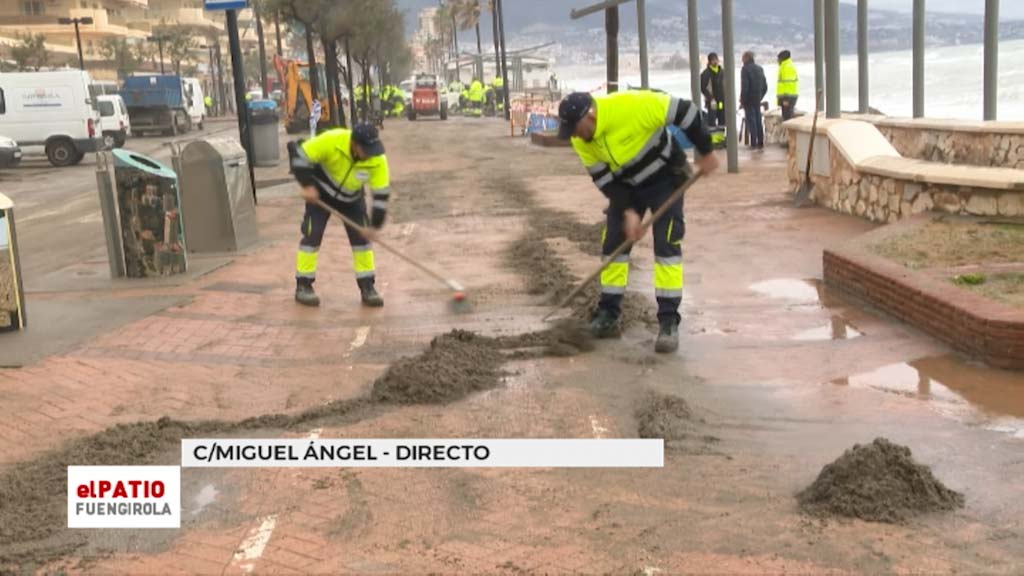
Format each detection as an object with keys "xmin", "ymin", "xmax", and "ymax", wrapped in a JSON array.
[{"xmin": 181, "ymin": 439, "xmax": 663, "ymax": 468}]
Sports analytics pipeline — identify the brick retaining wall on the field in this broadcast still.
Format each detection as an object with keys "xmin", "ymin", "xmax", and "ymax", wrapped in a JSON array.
[{"xmin": 824, "ymin": 246, "xmax": 1024, "ymax": 370}]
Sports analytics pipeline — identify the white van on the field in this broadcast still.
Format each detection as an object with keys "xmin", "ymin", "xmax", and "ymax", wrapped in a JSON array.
[
  {"xmin": 182, "ymin": 77, "xmax": 206, "ymax": 130},
  {"xmin": 0, "ymin": 70, "xmax": 101, "ymax": 167},
  {"xmin": 97, "ymin": 94, "xmax": 131, "ymax": 149}
]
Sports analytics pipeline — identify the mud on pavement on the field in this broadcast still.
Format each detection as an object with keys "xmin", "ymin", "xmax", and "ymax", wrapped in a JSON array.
[
  {"xmin": 797, "ymin": 437, "xmax": 965, "ymax": 524},
  {"xmin": 495, "ymin": 177, "xmax": 654, "ymax": 328},
  {"xmin": 0, "ymin": 321, "xmax": 596, "ymax": 569}
]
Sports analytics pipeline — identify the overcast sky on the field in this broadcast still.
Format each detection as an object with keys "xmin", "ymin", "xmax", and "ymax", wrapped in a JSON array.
[{"xmin": 844, "ymin": 0, "xmax": 1024, "ymax": 19}]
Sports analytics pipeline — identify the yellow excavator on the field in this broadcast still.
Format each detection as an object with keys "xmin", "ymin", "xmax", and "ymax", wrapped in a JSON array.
[{"xmin": 273, "ymin": 54, "xmax": 331, "ymax": 134}]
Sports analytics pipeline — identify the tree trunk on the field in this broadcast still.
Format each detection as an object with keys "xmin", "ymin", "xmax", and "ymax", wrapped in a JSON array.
[
  {"xmin": 305, "ymin": 24, "xmax": 319, "ymax": 101},
  {"xmin": 345, "ymin": 37, "xmax": 356, "ymax": 125},
  {"xmin": 322, "ymin": 38, "xmax": 339, "ymax": 127},
  {"xmin": 254, "ymin": 0, "xmax": 268, "ymax": 97},
  {"xmin": 491, "ymin": 4, "xmax": 500, "ymax": 82},
  {"xmin": 273, "ymin": 10, "xmax": 283, "ymax": 57},
  {"xmin": 331, "ymin": 42, "xmax": 346, "ymax": 128},
  {"xmin": 474, "ymin": 21, "xmax": 482, "ymax": 80},
  {"xmin": 452, "ymin": 12, "xmax": 460, "ymax": 82}
]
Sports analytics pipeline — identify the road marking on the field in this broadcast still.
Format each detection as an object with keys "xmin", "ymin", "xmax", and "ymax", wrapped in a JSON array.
[
  {"xmin": 308, "ymin": 428, "xmax": 322, "ymax": 439},
  {"xmin": 349, "ymin": 326, "xmax": 370, "ymax": 351},
  {"xmin": 589, "ymin": 415, "xmax": 608, "ymax": 438},
  {"xmin": 230, "ymin": 515, "xmax": 277, "ymax": 573},
  {"xmin": 641, "ymin": 567, "xmax": 662, "ymax": 576},
  {"xmin": 400, "ymin": 223, "xmax": 416, "ymax": 238}
]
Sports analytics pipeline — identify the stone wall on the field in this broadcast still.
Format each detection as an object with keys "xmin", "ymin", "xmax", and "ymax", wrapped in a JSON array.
[
  {"xmin": 764, "ymin": 109, "xmax": 804, "ymax": 147},
  {"xmin": 869, "ymin": 120, "xmax": 1024, "ymax": 170},
  {"xmin": 786, "ymin": 131, "xmax": 1024, "ymax": 222}
]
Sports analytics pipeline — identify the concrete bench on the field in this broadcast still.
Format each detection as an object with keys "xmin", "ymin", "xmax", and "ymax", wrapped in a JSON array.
[{"xmin": 784, "ymin": 117, "xmax": 1024, "ymax": 221}]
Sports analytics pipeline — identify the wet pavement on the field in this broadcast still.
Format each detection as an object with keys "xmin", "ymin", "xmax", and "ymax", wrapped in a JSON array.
[{"xmin": 1, "ymin": 117, "xmax": 1022, "ymax": 574}]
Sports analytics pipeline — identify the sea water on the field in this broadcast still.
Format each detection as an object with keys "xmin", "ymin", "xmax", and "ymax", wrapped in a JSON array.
[{"xmin": 556, "ymin": 39, "xmax": 1024, "ymax": 121}]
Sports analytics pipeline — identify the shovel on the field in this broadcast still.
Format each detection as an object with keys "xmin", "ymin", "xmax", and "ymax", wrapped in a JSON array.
[{"xmin": 794, "ymin": 89, "xmax": 824, "ymax": 208}]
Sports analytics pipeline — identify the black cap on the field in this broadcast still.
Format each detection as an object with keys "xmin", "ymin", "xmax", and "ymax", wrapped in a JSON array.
[
  {"xmin": 557, "ymin": 92, "xmax": 594, "ymax": 140},
  {"xmin": 708, "ymin": 52, "xmax": 719, "ymax": 60},
  {"xmin": 352, "ymin": 123, "xmax": 385, "ymax": 157}
]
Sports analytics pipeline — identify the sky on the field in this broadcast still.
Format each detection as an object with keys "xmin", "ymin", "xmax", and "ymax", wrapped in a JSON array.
[{"xmin": 843, "ymin": 0, "xmax": 1024, "ymax": 19}]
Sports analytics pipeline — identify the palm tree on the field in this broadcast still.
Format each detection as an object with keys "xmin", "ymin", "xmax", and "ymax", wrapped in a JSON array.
[{"xmin": 453, "ymin": 0, "xmax": 483, "ymax": 81}]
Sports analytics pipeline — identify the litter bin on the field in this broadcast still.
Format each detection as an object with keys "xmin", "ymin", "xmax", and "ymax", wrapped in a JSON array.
[
  {"xmin": 178, "ymin": 137, "xmax": 259, "ymax": 253},
  {"xmin": 0, "ymin": 193, "xmax": 26, "ymax": 331},
  {"xmin": 112, "ymin": 149, "xmax": 187, "ymax": 278},
  {"xmin": 249, "ymin": 99, "xmax": 280, "ymax": 167}
]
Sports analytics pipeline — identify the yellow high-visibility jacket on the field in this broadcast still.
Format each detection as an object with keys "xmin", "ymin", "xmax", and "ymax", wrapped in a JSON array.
[
  {"xmin": 777, "ymin": 58, "xmax": 799, "ymax": 97},
  {"xmin": 299, "ymin": 128, "xmax": 391, "ymax": 226},
  {"xmin": 571, "ymin": 90, "xmax": 710, "ymax": 201}
]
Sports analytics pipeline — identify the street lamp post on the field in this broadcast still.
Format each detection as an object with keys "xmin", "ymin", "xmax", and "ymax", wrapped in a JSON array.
[
  {"xmin": 58, "ymin": 17, "xmax": 94, "ymax": 70},
  {"xmin": 148, "ymin": 35, "xmax": 168, "ymax": 74}
]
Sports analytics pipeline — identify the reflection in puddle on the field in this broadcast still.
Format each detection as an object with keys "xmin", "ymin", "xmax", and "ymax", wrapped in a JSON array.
[
  {"xmin": 792, "ymin": 318, "xmax": 863, "ymax": 341},
  {"xmin": 833, "ymin": 356, "xmax": 1024, "ymax": 438},
  {"xmin": 192, "ymin": 483, "xmax": 219, "ymax": 516},
  {"xmin": 748, "ymin": 278, "xmax": 821, "ymax": 303}
]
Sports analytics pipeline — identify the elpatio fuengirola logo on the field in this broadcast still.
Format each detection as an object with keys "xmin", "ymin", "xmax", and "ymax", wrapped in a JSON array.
[{"xmin": 67, "ymin": 466, "xmax": 180, "ymax": 529}]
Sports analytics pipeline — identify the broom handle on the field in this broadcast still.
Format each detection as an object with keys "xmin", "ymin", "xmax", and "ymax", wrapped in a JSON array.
[
  {"xmin": 313, "ymin": 198, "xmax": 459, "ymax": 291},
  {"xmin": 543, "ymin": 171, "xmax": 704, "ymax": 321}
]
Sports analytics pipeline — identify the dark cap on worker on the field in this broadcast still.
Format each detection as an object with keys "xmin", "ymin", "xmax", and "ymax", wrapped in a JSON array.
[
  {"xmin": 557, "ymin": 92, "xmax": 594, "ymax": 140},
  {"xmin": 352, "ymin": 123, "xmax": 385, "ymax": 157}
]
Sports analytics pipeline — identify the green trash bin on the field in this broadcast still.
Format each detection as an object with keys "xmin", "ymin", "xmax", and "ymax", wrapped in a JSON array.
[
  {"xmin": 112, "ymin": 149, "xmax": 187, "ymax": 278},
  {"xmin": 0, "ymin": 193, "xmax": 26, "ymax": 332}
]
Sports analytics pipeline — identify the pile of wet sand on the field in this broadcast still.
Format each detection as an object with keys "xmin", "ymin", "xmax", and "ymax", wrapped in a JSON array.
[
  {"xmin": 797, "ymin": 438, "xmax": 965, "ymax": 524},
  {"xmin": 636, "ymin": 393, "xmax": 696, "ymax": 441},
  {"xmin": 372, "ymin": 330, "xmax": 506, "ymax": 404}
]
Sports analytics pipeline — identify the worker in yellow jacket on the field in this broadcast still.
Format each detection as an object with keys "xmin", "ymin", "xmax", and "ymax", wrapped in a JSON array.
[
  {"xmin": 467, "ymin": 79, "xmax": 484, "ymax": 117},
  {"xmin": 777, "ymin": 50, "xmax": 799, "ymax": 120},
  {"xmin": 558, "ymin": 91, "xmax": 719, "ymax": 353},
  {"xmin": 289, "ymin": 124, "xmax": 391, "ymax": 308}
]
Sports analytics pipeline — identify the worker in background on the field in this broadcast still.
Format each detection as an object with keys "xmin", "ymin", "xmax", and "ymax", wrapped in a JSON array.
[
  {"xmin": 460, "ymin": 83, "xmax": 470, "ymax": 112},
  {"xmin": 700, "ymin": 52, "xmax": 726, "ymax": 127},
  {"xmin": 740, "ymin": 51, "xmax": 768, "ymax": 150},
  {"xmin": 777, "ymin": 49, "xmax": 799, "ymax": 121},
  {"xmin": 450, "ymin": 80, "xmax": 465, "ymax": 110},
  {"xmin": 493, "ymin": 75, "xmax": 505, "ymax": 114},
  {"xmin": 390, "ymin": 86, "xmax": 406, "ymax": 118},
  {"xmin": 557, "ymin": 91, "xmax": 719, "ymax": 353},
  {"xmin": 204, "ymin": 94, "xmax": 213, "ymax": 116},
  {"xmin": 380, "ymin": 85, "xmax": 393, "ymax": 116},
  {"xmin": 467, "ymin": 78, "xmax": 484, "ymax": 117},
  {"xmin": 289, "ymin": 124, "xmax": 391, "ymax": 309}
]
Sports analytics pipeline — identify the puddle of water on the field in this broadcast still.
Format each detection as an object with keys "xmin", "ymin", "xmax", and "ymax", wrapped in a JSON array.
[
  {"xmin": 791, "ymin": 318, "xmax": 863, "ymax": 341},
  {"xmin": 191, "ymin": 483, "xmax": 219, "ymax": 516},
  {"xmin": 748, "ymin": 278, "xmax": 821, "ymax": 303},
  {"xmin": 832, "ymin": 356, "xmax": 1024, "ymax": 438}
]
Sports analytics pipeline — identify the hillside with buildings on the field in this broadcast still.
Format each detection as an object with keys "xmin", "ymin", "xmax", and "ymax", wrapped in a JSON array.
[{"xmin": 0, "ymin": 0, "xmax": 267, "ymax": 80}]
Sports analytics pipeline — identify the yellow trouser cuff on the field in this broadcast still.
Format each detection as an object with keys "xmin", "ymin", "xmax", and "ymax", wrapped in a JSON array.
[
  {"xmin": 601, "ymin": 260, "xmax": 630, "ymax": 292},
  {"xmin": 296, "ymin": 250, "xmax": 318, "ymax": 277},
  {"xmin": 653, "ymin": 260, "xmax": 684, "ymax": 292},
  {"xmin": 353, "ymin": 248, "xmax": 375, "ymax": 277}
]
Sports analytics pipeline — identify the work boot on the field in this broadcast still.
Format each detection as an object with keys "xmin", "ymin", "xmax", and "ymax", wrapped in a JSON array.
[
  {"xmin": 295, "ymin": 284, "xmax": 320, "ymax": 307},
  {"xmin": 358, "ymin": 279, "xmax": 384, "ymax": 308},
  {"xmin": 587, "ymin": 308, "xmax": 620, "ymax": 339},
  {"xmin": 655, "ymin": 317, "xmax": 680, "ymax": 354}
]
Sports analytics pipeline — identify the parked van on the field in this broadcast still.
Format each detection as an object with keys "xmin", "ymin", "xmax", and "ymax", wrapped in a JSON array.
[
  {"xmin": 0, "ymin": 70, "xmax": 100, "ymax": 167},
  {"xmin": 97, "ymin": 94, "xmax": 131, "ymax": 148},
  {"xmin": 183, "ymin": 77, "xmax": 206, "ymax": 130}
]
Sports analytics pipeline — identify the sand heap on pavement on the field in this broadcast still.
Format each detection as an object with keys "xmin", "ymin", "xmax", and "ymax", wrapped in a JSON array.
[{"xmin": 797, "ymin": 437, "xmax": 965, "ymax": 523}]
